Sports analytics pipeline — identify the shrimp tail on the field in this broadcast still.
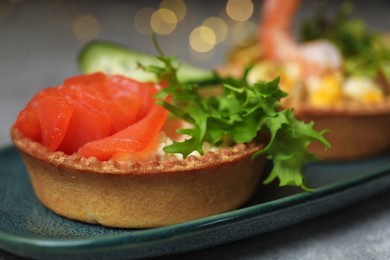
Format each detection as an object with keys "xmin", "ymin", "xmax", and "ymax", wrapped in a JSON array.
[
  {"xmin": 258, "ymin": 0, "xmax": 343, "ymax": 77},
  {"xmin": 259, "ymin": 0, "xmax": 302, "ymax": 61}
]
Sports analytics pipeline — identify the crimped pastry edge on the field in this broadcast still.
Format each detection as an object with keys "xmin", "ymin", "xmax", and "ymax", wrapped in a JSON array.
[{"xmin": 10, "ymin": 127, "xmax": 265, "ymax": 228}]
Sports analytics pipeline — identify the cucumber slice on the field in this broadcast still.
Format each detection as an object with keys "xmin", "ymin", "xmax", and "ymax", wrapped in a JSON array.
[{"xmin": 78, "ymin": 40, "xmax": 217, "ymax": 84}]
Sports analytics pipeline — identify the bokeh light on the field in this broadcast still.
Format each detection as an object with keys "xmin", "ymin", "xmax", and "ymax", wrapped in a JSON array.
[
  {"xmin": 160, "ymin": 0, "xmax": 187, "ymax": 22},
  {"xmin": 73, "ymin": 14, "xmax": 100, "ymax": 42},
  {"xmin": 226, "ymin": 0, "xmax": 254, "ymax": 22},
  {"xmin": 150, "ymin": 8, "xmax": 178, "ymax": 35},
  {"xmin": 202, "ymin": 17, "xmax": 228, "ymax": 44},
  {"xmin": 134, "ymin": 8, "xmax": 155, "ymax": 35},
  {"xmin": 189, "ymin": 26, "xmax": 216, "ymax": 53}
]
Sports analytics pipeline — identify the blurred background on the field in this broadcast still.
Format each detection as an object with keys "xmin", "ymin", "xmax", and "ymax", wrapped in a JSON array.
[
  {"xmin": 0, "ymin": 0, "xmax": 389, "ymax": 145},
  {"xmin": 2, "ymin": 1, "xmax": 390, "ymax": 259}
]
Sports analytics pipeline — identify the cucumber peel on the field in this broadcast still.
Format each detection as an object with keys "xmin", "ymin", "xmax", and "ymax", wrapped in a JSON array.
[{"xmin": 78, "ymin": 40, "xmax": 217, "ymax": 84}]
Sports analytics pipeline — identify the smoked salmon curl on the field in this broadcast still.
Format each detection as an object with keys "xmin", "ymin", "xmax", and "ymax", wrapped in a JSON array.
[{"xmin": 14, "ymin": 72, "xmax": 168, "ymax": 161}]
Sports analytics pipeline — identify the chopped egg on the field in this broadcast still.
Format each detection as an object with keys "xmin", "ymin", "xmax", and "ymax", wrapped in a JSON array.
[
  {"xmin": 343, "ymin": 76, "xmax": 384, "ymax": 104},
  {"xmin": 279, "ymin": 62, "xmax": 301, "ymax": 93},
  {"xmin": 306, "ymin": 73, "xmax": 343, "ymax": 107},
  {"xmin": 247, "ymin": 62, "xmax": 301, "ymax": 93},
  {"xmin": 247, "ymin": 61, "xmax": 278, "ymax": 85}
]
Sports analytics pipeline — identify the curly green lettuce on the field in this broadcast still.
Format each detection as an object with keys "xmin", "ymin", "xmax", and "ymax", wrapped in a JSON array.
[
  {"xmin": 300, "ymin": 2, "xmax": 390, "ymax": 83},
  {"xmin": 142, "ymin": 39, "xmax": 329, "ymax": 191}
]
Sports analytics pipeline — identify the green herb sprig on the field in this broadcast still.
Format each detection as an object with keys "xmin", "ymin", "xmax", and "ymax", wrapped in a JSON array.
[
  {"xmin": 300, "ymin": 2, "xmax": 390, "ymax": 82},
  {"xmin": 143, "ymin": 38, "xmax": 329, "ymax": 191}
]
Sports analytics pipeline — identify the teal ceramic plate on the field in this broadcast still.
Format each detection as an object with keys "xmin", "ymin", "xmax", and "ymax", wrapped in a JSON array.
[{"xmin": 1, "ymin": 145, "xmax": 390, "ymax": 260}]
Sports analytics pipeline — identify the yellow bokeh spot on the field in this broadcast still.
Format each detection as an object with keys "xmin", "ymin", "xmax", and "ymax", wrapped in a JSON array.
[
  {"xmin": 134, "ymin": 8, "xmax": 155, "ymax": 35},
  {"xmin": 190, "ymin": 26, "xmax": 216, "ymax": 53},
  {"xmin": 150, "ymin": 8, "xmax": 177, "ymax": 35},
  {"xmin": 73, "ymin": 14, "xmax": 100, "ymax": 42},
  {"xmin": 226, "ymin": 0, "xmax": 254, "ymax": 22},
  {"xmin": 202, "ymin": 17, "xmax": 228, "ymax": 44},
  {"xmin": 160, "ymin": 0, "xmax": 187, "ymax": 22}
]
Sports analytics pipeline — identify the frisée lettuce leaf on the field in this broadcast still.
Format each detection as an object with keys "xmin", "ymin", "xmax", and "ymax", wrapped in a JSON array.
[
  {"xmin": 300, "ymin": 2, "xmax": 390, "ymax": 83},
  {"xmin": 143, "ymin": 42, "xmax": 330, "ymax": 191}
]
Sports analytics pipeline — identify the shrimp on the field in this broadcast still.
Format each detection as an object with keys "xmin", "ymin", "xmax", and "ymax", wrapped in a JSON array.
[{"xmin": 259, "ymin": 0, "xmax": 343, "ymax": 77}]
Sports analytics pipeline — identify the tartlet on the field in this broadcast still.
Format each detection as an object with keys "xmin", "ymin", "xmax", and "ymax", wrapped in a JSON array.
[
  {"xmin": 11, "ymin": 40, "xmax": 328, "ymax": 228},
  {"xmin": 222, "ymin": 48, "xmax": 390, "ymax": 160},
  {"xmin": 11, "ymin": 127, "xmax": 264, "ymax": 228},
  {"xmin": 220, "ymin": 0, "xmax": 390, "ymax": 160},
  {"xmin": 294, "ymin": 103, "xmax": 390, "ymax": 160}
]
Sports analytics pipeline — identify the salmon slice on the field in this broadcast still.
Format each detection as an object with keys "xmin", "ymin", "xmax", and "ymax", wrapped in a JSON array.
[
  {"xmin": 14, "ymin": 72, "xmax": 167, "ymax": 160},
  {"xmin": 20, "ymin": 88, "xmax": 74, "ymax": 151},
  {"xmin": 77, "ymin": 103, "xmax": 168, "ymax": 161},
  {"xmin": 57, "ymin": 101, "xmax": 111, "ymax": 155}
]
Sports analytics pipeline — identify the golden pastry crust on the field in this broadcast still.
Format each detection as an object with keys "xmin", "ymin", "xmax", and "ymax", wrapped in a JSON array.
[
  {"xmin": 11, "ymin": 128, "xmax": 265, "ymax": 228},
  {"xmin": 294, "ymin": 101, "xmax": 390, "ymax": 160}
]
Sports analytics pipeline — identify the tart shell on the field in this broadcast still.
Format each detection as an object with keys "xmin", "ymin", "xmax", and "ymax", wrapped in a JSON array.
[
  {"xmin": 295, "ymin": 103, "xmax": 390, "ymax": 160},
  {"xmin": 11, "ymin": 128, "xmax": 265, "ymax": 228}
]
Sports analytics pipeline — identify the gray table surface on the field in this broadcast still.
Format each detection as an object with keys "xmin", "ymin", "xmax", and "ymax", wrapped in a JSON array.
[{"xmin": 1, "ymin": 1, "xmax": 390, "ymax": 259}]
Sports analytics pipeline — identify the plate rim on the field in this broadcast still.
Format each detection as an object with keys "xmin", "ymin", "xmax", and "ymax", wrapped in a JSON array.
[{"xmin": 1, "ymin": 145, "xmax": 390, "ymax": 256}]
